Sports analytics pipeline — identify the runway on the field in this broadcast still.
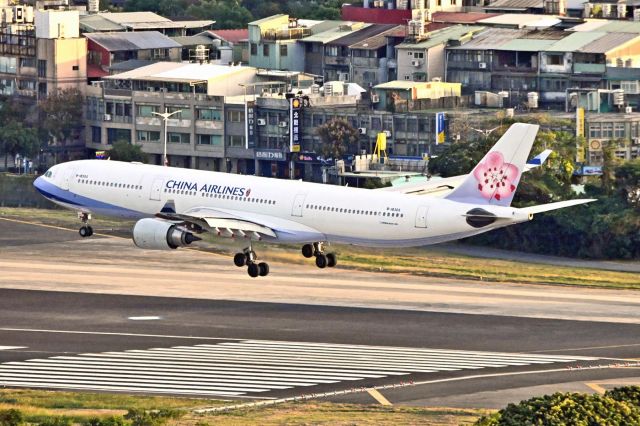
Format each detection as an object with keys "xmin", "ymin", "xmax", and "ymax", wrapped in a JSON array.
[{"xmin": 1, "ymin": 217, "xmax": 640, "ymax": 407}]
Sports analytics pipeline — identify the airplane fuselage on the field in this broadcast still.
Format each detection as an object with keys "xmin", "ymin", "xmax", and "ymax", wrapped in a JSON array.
[{"xmin": 34, "ymin": 160, "xmax": 527, "ymax": 247}]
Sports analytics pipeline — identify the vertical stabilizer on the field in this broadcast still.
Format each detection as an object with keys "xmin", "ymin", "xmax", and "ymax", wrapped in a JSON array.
[{"xmin": 445, "ymin": 123, "xmax": 539, "ymax": 206}]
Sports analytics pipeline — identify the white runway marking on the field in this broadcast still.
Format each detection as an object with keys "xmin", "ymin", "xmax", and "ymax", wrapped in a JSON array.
[
  {"xmin": 0, "ymin": 340, "xmax": 598, "ymax": 397},
  {"xmin": 127, "ymin": 316, "xmax": 162, "ymax": 321},
  {"xmin": 0, "ymin": 346, "xmax": 26, "ymax": 350}
]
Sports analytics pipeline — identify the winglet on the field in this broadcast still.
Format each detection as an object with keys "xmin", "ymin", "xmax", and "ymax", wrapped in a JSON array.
[
  {"xmin": 445, "ymin": 123, "xmax": 539, "ymax": 207},
  {"xmin": 525, "ymin": 149, "xmax": 553, "ymax": 171}
]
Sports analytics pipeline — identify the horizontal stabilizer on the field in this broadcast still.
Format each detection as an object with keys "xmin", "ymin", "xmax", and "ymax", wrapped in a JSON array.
[
  {"xmin": 519, "ymin": 199, "xmax": 597, "ymax": 215},
  {"xmin": 524, "ymin": 149, "xmax": 553, "ymax": 171}
]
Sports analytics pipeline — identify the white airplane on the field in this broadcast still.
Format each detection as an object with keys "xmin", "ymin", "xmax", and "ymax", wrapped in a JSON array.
[{"xmin": 34, "ymin": 123, "xmax": 594, "ymax": 278}]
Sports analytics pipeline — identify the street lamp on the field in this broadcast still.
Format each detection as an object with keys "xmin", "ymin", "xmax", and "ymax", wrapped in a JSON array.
[{"xmin": 152, "ymin": 109, "xmax": 183, "ymax": 166}]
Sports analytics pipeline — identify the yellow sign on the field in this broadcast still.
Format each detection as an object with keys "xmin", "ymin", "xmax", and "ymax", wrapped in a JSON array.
[
  {"xmin": 576, "ymin": 107, "xmax": 584, "ymax": 138},
  {"xmin": 291, "ymin": 145, "xmax": 300, "ymax": 153},
  {"xmin": 376, "ymin": 132, "xmax": 387, "ymax": 151},
  {"xmin": 291, "ymin": 98, "xmax": 301, "ymax": 109}
]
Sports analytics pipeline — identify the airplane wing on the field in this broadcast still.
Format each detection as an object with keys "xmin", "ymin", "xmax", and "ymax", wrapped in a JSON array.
[
  {"xmin": 156, "ymin": 205, "xmax": 325, "ymax": 242},
  {"xmin": 378, "ymin": 149, "xmax": 553, "ymax": 196}
]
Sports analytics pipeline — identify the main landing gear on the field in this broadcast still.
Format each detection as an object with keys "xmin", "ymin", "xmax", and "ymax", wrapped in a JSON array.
[
  {"xmin": 302, "ymin": 242, "xmax": 337, "ymax": 269},
  {"xmin": 78, "ymin": 212, "xmax": 93, "ymax": 238},
  {"xmin": 234, "ymin": 244, "xmax": 269, "ymax": 278}
]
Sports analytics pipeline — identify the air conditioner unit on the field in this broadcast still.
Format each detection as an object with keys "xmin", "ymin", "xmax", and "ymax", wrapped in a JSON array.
[
  {"xmin": 383, "ymin": 130, "xmax": 391, "ymax": 137},
  {"xmin": 257, "ymin": 118, "xmax": 266, "ymax": 126},
  {"xmin": 103, "ymin": 114, "xmax": 112, "ymax": 121},
  {"xmin": 632, "ymin": 137, "xmax": 640, "ymax": 145},
  {"xmin": 278, "ymin": 121, "xmax": 288, "ymax": 128},
  {"xmin": 371, "ymin": 94, "xmax": 380, "ymax": 103},
  {"xmin": 147, "ymin": 87, "xmax": 154, "ymax": 92},
  {"xmin": 358, "ymin": 127, "xmax": 367, "ymax": 135},
  {"xmin": 412, "ymin": 60, "xmax": 422, "ymax": 67},
  {"xmin": 626, "ymin": 106, "xmax": 633, "ymax": 113},
  {"xmin": 479, "ymin": 62, "xmax": 487, "ymax": 69},
  {"xmin": 338, "ymin": 72, "xmax": 349, "ymax": 82}
]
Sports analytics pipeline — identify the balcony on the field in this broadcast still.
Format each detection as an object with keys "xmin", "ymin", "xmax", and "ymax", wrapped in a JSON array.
[
  {"xmin": 136, "ymin": 117, "xmax": 162, "ymax": 126},
  {"xmin": 573, "ymin": 63, "xmax": 606, "ymax": 74},
  {"xmin": 195, "ymin": 120, "xmax": 224, "ymax": 130},
  {"xmin": 261, "ymin": 27, "xmax": 311, "ymax": 41}
]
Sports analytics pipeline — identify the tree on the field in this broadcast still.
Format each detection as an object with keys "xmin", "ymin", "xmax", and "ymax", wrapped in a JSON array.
[
  {"xmin": 108, "ymin": 140, "xmax": 149, "ymax": 163},
  {"xmin": 615, "ymin": 159, "xmax": 640, "ymax": 208},
  {"xmin": 0, "ymin": 121, "xmax": 40, "ymax": 171},
  {"xmin": 187, "ymin": 0, "xmax": 253, "ymax": 29},
  {"xmin": 316, "ymin": 118, "xmax": 359, "ymax": 159},
  {"xmin": 38, "ymin": 88, "xmax": 84, "ymax": 161}
]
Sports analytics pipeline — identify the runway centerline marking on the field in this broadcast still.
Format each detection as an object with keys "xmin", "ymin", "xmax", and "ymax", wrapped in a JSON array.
[
  {"xmin": 127, "ymin": 316, "xmax": 162, "ymax": 321},
  {"xmin": 0, "ymin": 339, "xmax": 599, "ymax": 398},
  {"xmin": 0, "ymin": 327, "xmax": 242, "ymax": 341},
  {"xmin": 0, "ymin": 346, "xmax": 27, "ymax": 351}
]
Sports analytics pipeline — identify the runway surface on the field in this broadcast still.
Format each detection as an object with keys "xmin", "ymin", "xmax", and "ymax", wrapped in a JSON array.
[{"xmin": 1, "ymin": 217, "xmax": 640, "ymax": 407}]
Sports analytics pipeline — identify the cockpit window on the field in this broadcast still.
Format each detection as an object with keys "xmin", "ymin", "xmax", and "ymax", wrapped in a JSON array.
[{"xmin": 44, "ymin": 170, "xmax": 53, "ymax": 178}]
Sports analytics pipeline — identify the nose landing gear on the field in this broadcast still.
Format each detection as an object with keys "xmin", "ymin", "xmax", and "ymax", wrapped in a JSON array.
[
  {"xmin": 234, "ymin": 244, "xmax": 269, "ymax": 278},
  {"xmin": 302, "ymin": 242, "xmax": 337, "ymax": 269}
]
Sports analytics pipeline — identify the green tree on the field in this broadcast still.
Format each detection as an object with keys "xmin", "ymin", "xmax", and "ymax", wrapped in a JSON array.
[
  {"xmin": 108, "ymin": 140, "xmax": 149, "ymax": 163},
  {"xmin": 187, "ymin": 0, "xmax": 253, "ymax": 29},
  {"xmin": 38, "ymin": 88, "xmax": 84, "ymax": 161},
  {"xmin": 475, "ymin": 391, "xmax": 640, "ymax": 425},
  {"xmin": 316, "ymin": 118, "xmax": 359, "ymax": 159},
  {"xmin": 614, "ymin": 159, "xmax": 640, "ymax": 209},
  {"xmin": 0, "ymin": 121, "xmax": 40, "ymax": 171}
]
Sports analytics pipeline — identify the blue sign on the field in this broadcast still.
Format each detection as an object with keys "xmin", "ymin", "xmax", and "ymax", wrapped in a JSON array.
[{"xmin": 435, "ymin": 112, "xmax": 446, "ymax": 145}]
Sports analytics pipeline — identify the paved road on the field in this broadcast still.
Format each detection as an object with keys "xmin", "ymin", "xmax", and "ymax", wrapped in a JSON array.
[{"xmin": 1, "ymin": 218, "xmax": 640, "ymax": 407}]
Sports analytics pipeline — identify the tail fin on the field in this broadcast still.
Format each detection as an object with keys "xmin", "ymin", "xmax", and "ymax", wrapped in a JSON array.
[{"xmin": 445, "ymin": 123, "xmax": 539, "ymax": 207}]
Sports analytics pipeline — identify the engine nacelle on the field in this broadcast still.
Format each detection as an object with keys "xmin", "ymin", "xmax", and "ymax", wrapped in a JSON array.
[{"xmin": 133, "ymin": 218, "xmax": 200, "ymax": 250}]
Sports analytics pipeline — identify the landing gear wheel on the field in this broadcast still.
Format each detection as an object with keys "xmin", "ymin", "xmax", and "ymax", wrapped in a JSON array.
[
  {"xmin": 258, "ymin": 262, "xmax": 269, "ymax": 277},
  {"xmin": 247, "ymin": 262, "xmax": 259, "ymax": 278},
  {"xmin": 233, "ymin": 253, "xmax": 246, "ymax": 267},
  {"xmin": 315, "ymin": 254, "xmax": 328, "ymax": 269},
  {"xmin": 79, "ymin": 226, "xmax": 91, "ymax": 238},
  {"xmin": 86, "ymin": 226, "xmax": 94, "ymax": 237},
  {"xmin": 301, "ymin": 244, "xmax": 314, "ymax": 258},
  {"xmin": 326, "ymin": 253, "xmax": 337, "ymax": 268}
]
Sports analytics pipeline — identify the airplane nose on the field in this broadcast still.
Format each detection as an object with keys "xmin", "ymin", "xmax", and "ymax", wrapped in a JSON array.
[{"xmin": 33, "ymin": 176, "xmax": 44, "ymax": 193}]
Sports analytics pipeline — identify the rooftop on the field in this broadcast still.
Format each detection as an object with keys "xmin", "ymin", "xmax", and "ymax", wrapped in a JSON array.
[
  {"xmin": 329, "ymin": 23, "xmax": 398, "ymax": 47},
  {"xmin": 80, "ymin": 12, "xmax": 214, "ymax": 32},
  {"xmin": 478, "ymin": 13, "xmax": 561, "ymax": 29},
  {"xmin": 208, "ymin": 29, "xmax": 249, "ymax": 44},
  {"xmin": 349, "ymin": 25, "xmax": 405, "ymax": 50},
  {"xmin": 300, "ymin": 22, "xmax": 369, "ymax": 44},
  {"xmin": 104, "ymin": 62, "xmax": 254, "ymax": 83},
  {"xmin": 484, "ymin": 0, "xmax": 543, "ymax": 10},
  {"xmin": 85, "ymin": 31, "xmax": 181, "ymax": 51},
  {"xmin": 398, "ymin": 25, "xmax": 484, "ymax": 49},
  {"xmin": 448, "ymin": 27, "xmax": 530, "ymax": 50},
  {"xmin": 431, "ymin": 11, "xmax": 500, "ymax": 23}
]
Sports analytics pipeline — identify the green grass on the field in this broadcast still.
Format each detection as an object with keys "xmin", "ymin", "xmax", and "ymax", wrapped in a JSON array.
[
  {"xmin": 0, "ymin": 390, "xmax": 488, "ymax": 425},
  {"xmin": 2, "ymin": 207, "xmax": 639, "ymax": 289}
]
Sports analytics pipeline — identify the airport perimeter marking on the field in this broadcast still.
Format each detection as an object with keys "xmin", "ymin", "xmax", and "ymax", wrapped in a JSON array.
[{"xmin": 585, "ymin": 382, "xmax": 606, "ymax": 394}]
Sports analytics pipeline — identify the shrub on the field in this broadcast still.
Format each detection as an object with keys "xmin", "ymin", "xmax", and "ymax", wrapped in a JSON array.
[{"xmin": 0, "ymin": 409, "xmax": 23, "ymax": 426}]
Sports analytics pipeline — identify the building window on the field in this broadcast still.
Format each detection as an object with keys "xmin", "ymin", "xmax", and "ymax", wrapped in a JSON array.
[
  {"xmin": 137, "ymin": 104, "xmax": 160, "ymax": 117},
  {"xmin": 280, "ymin": 45, "xmax": 288, "ymax": 57},
  {"xmin": 263, "ymin": 44, "xmax": 270, "ymax": 56},
  {"xmin": 166, "ymin": 105, "xmax": 191, "ymax": 119},
  {"xmin": 621, "ymin": 81, "xmax": 639, "ymax": 94},
  {"xmin": 37, "ymin": 59, "xmax": 46, "ymax": 78},
  {"xmin": 589, "ymin": 124, "xmax": 601, "ymax": 139},
  {"xmin": 227, "ymin": 135, "xmax": 245, "ymax": 147},
  {"xmin": 107, "ymin": 128, "xmax": 131, "ymax": 144},
  {"xmin": 91, "ymin": 126, "xmax": 101, "ymax": 144},
  {"xmin": 413, "ymin": 52, "xmax": 424, "ymax": 59},
  {"xmin": 602, "ymin": 123, "xmax": 613, "ymax": 139},
  {"xmin": 614, "ymin": 123, "xmax": 626, "ymax": 138},
  {"xmin": 137, "ymin": 130, "xmax": 161, "ymax": 142},
  {"xmin": 168, "ymin": 132, "xmax": 190, "ymax": 144},
  {"xmin": 196, "ymin": 108, "xmax": 222, "ymax": 120},
  {"xmin": 547, "ymin": 54, "xmax": 563, "ymax": 65},
  {"xmin": 227, "ymin": 110, "xmax": 244, "ymax": 122},
  {"xmin": 250, "ymin": 43, "xmax": 257, "ymax": 56},
  {"xmin": 152, "ymin": 49, "xmax": 168, "ymax": 59},
  {"xmin": 72, "ymin": 65, "xmax": 79, "ymax": 71},
  {"xmin": 197, "ymin": 134, "xmax": 222, "ymax": 145}
]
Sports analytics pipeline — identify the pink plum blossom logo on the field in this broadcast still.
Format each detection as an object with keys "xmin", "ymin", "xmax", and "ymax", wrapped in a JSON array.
[{"xmin": 474, "ymin": 152, "xmax": 519, "ymax": 201}]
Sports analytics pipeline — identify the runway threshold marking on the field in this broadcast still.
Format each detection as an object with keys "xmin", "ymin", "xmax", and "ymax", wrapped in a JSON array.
[
  {"xmin": 367, "ymin": 388, "xmax": 392, "ymax": 406},
  {"xmin": 0, "ymin": 339, "xmax": 598, "ymax": 398},
  {"xmin": 585, "ymin": 382, "xmax": 606, "ymax": 394}
]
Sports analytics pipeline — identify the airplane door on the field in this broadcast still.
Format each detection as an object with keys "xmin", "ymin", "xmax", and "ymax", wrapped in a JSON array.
[
  {"xmin": 149, "ymin": 178, "xmax": 163, "ymax": 201},
  {"xmin": 60, "ymin": 167, "xmax": 77, "ymax": 191},
  {"xmin": 291, "ymin": 193, "xmax": 306, "ymax": 217},
  {"xmin": 415, "ymin": 206, "xmax": 428, "ymax": 228}
]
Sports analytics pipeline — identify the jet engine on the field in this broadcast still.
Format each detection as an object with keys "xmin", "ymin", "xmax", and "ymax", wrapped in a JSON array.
[{"xmin": 133, "ymin": 218, "xmax": 200, "ymax": 250}]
